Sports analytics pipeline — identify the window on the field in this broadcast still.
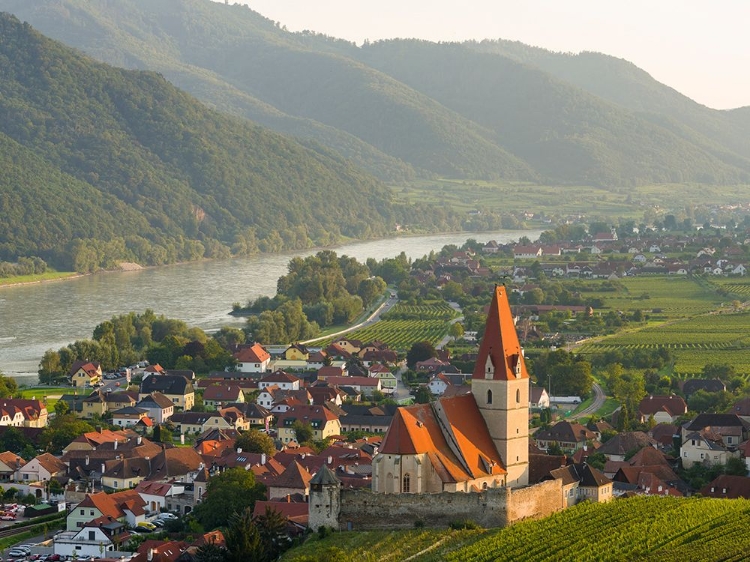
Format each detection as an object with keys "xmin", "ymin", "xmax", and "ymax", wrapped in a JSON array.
[
  {"xmin": 487, "ymin": 390, "xmax": 493, "ymax": 405},
  {"xmin": 113, "ymin": 481, "xmax": 118, "ymax": 488},
  {"xmin": 88, "ymin": 531, "xmax": 96, "ymax": 541},
  {"xmin": 80, "ymin": 509, "xmax": 84, "ymax": 515},
  {"xmin": 90, "ymin": 510, "xmax": 94, "ymax": 516},
  {"xmin": 402, "ymin": 473, "xmax": 411, "ymax": 493}
]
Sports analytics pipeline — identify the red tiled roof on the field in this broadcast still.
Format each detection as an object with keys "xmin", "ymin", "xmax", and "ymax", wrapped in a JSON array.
[
  {"xmin": 472, "ymin": 286, "xmax": 529, "ymax": 381},
  {"xmin": 638, "ymin": 395, "xmax": 687, "ymax": 417},
  {"xmin": 235, "ymin": 343, "xmax": 270, "ymax": 364}
]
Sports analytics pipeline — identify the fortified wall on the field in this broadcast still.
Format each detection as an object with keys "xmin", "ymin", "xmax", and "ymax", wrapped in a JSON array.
[{"xmin": 310, "ymin": 479, "xmax": 563, "ymax": 531}]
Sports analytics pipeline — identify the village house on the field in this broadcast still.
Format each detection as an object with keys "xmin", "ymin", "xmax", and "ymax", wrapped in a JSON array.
[
  {"xmin": 680, "ymin": 431, "xmax": 739, "ymax": 469},
  {"xmin": 170, "ymin": 411, "xmax": 235, "ymax": 434},
  {"xmin": 276, "ymin": 405, "xmax": 342, "ymax": 444},
  {"xmin": 0, "ymin": 399, "xmax": 48, "ymax": 427},
  {"xmin": 111, "ymin": 407, "xmax": 150, "ymax": 428},
  {"xmin": 284, "ymin": 343, "xmax": 310, "ymax": 361},
  {"xmin": 542, "ymin": 462, "xmax": 613, "ymax": 507},
  {"xmin": 203, "ymin": 384, "xmax": 245, "ymax": 409},
  {"xmin": 136, "ymin": 392, "xmax": 175, "ymax": 424},
  {"xmin": 259, "ymin": 371, "xmax": 301, "ymax": 391},
  {"xmin": 69, "ymin": 361, "xmax": 102, "ymax": 388},
  {"xmin": 234, "ymin": 343, "xmax": 272, "ymax": 374},
  {"xmin": 0, "ymin": 451, "xmax": 25, "ymax": 482},
  {"xmin": 638, "ymin": 395, "xmax": 688, "ymax": 424},
  {"xmin": 17, "ymin": 452, "xmax": 66, "ymax": 483},
  {"xmin": 529, "ymin": 386, "xmax": 550, "ymax": 409},
  {"xmin": 534, "ymin": 421, "xmax": 598, "ymax": 454},
  {"xmin": 139, "ymin": 374, "xmax": 195, "ymax": 411}
]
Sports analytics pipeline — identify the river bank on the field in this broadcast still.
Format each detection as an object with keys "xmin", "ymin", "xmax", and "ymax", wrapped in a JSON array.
[{"xmin": 0, "ymin": 228, "xmax": 542, "ymax": 380}]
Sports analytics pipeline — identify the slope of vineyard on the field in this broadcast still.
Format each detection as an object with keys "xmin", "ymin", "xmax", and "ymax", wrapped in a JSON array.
[{"xmin": 283, "ymin": 496, "xmax": 750, "ymax": 562}]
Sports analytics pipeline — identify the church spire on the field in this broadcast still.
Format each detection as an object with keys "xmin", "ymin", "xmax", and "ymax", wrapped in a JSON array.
[{"xmin": 472, "ymin": 285, "xmax": 528, "ymax": 381}]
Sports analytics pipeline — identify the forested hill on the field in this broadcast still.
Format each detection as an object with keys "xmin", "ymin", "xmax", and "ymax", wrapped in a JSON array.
[
  {"xmin": 0, "ymin": 14, "xmax": 455, "ymax": 271},
  {"xmin": 2, "ymin": 0, "xmax": 750, "ymax": 187}
]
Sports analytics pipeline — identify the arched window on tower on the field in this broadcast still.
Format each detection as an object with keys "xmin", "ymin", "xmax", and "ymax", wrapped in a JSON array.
[
  {"xmin": 516, "ymin": 388, "xmax": 521, "ymax": 403},
  {"xmin": 487, "ymin": 389, "xmax": 493, "ymax": 405},
  {"xmin": 403, "ymin": 473, "xmax": 411, "ymax": 493}
]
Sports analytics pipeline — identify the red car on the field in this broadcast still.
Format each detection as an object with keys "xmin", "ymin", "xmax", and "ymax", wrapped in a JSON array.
[{"xmin": 1, "ymin": 514, "xmax": 16, "ymax": 520}]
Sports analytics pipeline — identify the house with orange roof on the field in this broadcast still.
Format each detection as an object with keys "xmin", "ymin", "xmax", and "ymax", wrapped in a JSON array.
[
  {"xmin": 66, "ymin": 489, "xmax": 147, "ymax": 531},
  {"xmin": 62, "ymin": 429, "xmax": 133, "ymax": 453},
  {"xmin": 18, "ymin": 452, "xmax": 66, "ymax": 483},
  {"xmin": 0, "ymin": 451, "xmax": 25, "ymax": 482},
  {"xmin": 235, "ymin": 343, "xmax": 271, "ymax": 374},
  {"xmin": 372, "ymin": 286, "xmax": 529, "ymax": 493}
]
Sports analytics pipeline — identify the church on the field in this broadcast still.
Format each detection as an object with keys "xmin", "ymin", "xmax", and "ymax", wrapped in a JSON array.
[{"xmin": 372, "ymin": 285, "xmax": 530, "ymax": 493}]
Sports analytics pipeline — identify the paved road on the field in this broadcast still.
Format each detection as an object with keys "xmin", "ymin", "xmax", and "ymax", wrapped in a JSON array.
[
  {"xmin": 572, "ymin": 382, "xmax": 606, "ymax": 419},
  {"xmin": 300, "ymin": 293, "xmax": 399, "ymax": 345}
]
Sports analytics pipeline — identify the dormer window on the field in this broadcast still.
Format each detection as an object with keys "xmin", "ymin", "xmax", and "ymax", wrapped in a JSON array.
[{"xmin": 485, "ymin": 356, "xmax": 493, "ymax": 380}]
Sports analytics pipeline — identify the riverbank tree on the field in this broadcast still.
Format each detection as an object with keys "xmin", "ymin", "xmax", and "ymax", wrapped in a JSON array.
[{"xmin": 37, "ymin": 309, "xmax": 236, "ymax": 380}]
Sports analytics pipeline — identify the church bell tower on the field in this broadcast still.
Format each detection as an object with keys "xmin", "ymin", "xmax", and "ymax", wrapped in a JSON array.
[{"xmin": 472, "ymin": 286, "xmax": 529, "ymax": 487}]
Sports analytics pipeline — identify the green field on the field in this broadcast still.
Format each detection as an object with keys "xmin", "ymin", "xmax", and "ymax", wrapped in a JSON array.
[
  {"xmin": 15, "ymin": 386, "xmax": 70, "ymax": 409},
  {"xmin": 392, "ymin": 181, "xmax": 750, "ymax": 221},
  {"xmin": 315, "ymin": 302, "xmax": 459, "ymax": 351},
  {"xmin": 283, "ymin": 496, "xmax": 750, "ymax": 562},
  {"xmin": 0, "ymin": 271, "xmax": 78, "ymax": 286},
  {"xmin": 596, "ymin": 276, "xmax": 723, "ymax": 316}
]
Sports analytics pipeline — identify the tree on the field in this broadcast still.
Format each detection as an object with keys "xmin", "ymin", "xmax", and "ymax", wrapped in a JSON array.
[
  {"xmin": 406, "ymin": 341, "xmax": 438, "ymax": 370},
  {"xmin": 414, "ymin": 386, "xmax": 431, "ymax": 404},
  {"xmin": 40, "ymin": 415, "xmax": 95, "ymax": 454},
  {"xmin": 224, "ymin": 507, "xmax": 263, "ymax": 562},
  {"xmin": 292, "ymin": 421, "xmax": 313, "ymax": 444},
  {"xmin": 449, "ymin": 322, "xmax": 464, "ymax": 340},
  {"xmin": 725, "ymin": 457, "xmax": 748, "ymax": 476},
  {"xmin": 54, "ymin": 400, "xmax": 69, "ymax": 417},
  {"xmin": 0, "ymin": 374, "xmax": 18, "ymax": 398},
  {"xmin": 195, "ymin": 542, "xmax": 228, "ymax": 562},
  {"xmin": 193, "ymin": 468, "xmax": 266, "ymax": 530},
  {"xmin": 235, "ymin": 429, "xmax": 276, "ymax": 457},
  {"xmin": 255, "ymin": 506, "xmax": 290, "ymax": 561}
]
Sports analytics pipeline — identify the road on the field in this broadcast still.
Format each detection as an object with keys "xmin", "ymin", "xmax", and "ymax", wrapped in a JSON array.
[
  {"xmin": 300, "ymin": 293, "xmax": 399, "ymax": 345},
  {"xmin": 572, "ymin": 382, "xmax": 606, "ymax": 419}
]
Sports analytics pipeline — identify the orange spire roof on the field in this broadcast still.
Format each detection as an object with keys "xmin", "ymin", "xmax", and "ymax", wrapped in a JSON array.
[{"xmin": 472, "ymin": 285, "xmax": 529, "ymax": 381}]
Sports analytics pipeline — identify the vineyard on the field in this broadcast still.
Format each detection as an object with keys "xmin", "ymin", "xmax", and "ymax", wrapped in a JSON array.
[
  {"xmin": 709, "ymin": 278, "xmax": 750, "ymax": 298},
  {"xmin": 594, "ymin": 277, "xmax": 722, "ymax": 316},
  {"xmin": 283, "ymin": 496, "xmax": 750, "ymax": 562},
  {"xmin": 577, "ymin": 311, "xmax": 750, "ymax": 377},
  {"xmin": 315, "ymin": 302, "xmax": 459, "ymax": 351}
]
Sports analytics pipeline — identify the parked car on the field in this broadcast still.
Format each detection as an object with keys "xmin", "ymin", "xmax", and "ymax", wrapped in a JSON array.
[
  {"xmin": 156, "ymin": 513, "xmax": 178, "ymax": 520},
  {"xmin": 7, "ymin": 549, "xmax": 26, "ymax": 559},
  {"xmin": 1, "ymin": 514, "xmax": 16, "ymax": 520},
  {"xmin": 137, "ymin": 521, "xmax": 156, "ymax": 531}
]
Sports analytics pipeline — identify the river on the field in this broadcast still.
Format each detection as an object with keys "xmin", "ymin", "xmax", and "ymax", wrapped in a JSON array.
[{"xmin": 0, "ymin": 229, "xmax": 540, "ymax": 382}]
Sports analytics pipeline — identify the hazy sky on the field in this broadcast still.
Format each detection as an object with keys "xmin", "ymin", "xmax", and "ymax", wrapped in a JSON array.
[{"xmin": 215, "ymin": 0, "xmax": 749, "ymax": 110}]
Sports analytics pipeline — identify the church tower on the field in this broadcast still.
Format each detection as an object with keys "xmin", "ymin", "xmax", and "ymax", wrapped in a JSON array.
[{"xmin": 472, "ymin": 285, "xmax": 529, "ymax": 487}]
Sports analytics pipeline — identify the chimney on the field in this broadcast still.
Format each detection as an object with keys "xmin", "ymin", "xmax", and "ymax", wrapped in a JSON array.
[
  {"xmin": 260, "ymin": 453, "xmax": 266, "ymax": 465},
  {"xmin": 147, "ymin": 548, "xmax": 154, "ymax": 562},
  {"xmin": 180, "ymin": 434, "xmax": 185, "ymax": 445},
  {"xmin": 237, "ymin": 448, "xmax": 242, "ymax": 454},
  {"xmin": 137, "ymin": 436, "xmax": 142, "ymax": 445},
  {"xmin": 286, "ymin": 494, "xmax": 290, "ymax": 503},
  {"xmin": 328, "ymin": 456, "xmax": 333, "ymax": 465},
  {"xmin": 101, "ymin": 463, "xmax": 105, "ymax": 475},
  {"xmin": 114, "ymin": 440, "xmax": 118, "ymax": 450},
  {"xmin": 85, "ymin": 455, "xmax": 90, "ymax": 466}
]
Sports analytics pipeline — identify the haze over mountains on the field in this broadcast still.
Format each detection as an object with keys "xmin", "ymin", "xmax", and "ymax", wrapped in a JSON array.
[
  {"xmin": 0, "ymin": 13, "xmax": 454, "ymax": 271},
  {"xmin": 2, "ymin": 0, "xmax": 749, "ymax": 187}
]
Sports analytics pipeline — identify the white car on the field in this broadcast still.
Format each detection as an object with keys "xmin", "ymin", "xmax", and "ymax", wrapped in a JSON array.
[{"xmin": 156, "ymin": 513, "xmax": 178, "ymax": 521}]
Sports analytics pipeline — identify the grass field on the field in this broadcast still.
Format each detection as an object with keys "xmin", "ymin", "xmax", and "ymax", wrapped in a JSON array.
[
  {"xmin": 283, "ymin": 496, "xmax": 750, "ymax": 562},
  {"xmin": 596, "ymin": 276, "xmax": 723, "ymax": 316},
  {"xmin": 15, "ymin": 386, "xmax": 70, "ymax": 408}
]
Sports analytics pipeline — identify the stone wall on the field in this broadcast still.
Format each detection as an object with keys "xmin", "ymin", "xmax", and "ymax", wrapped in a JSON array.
[
  {"xmin": 330, "ymin": 479, "xmax": 563, "ymax": 531},
  {"xmin": 337, "ymin": 488, "xmax": 509, "ymax": 530},
  {"xmin": 506, "ymin": 479, "xmax": 564, "ymax": 523}
]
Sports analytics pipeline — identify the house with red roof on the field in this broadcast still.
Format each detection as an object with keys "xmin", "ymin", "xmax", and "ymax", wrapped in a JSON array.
[
  {"xmin": 276, "ymin": 405, "xmax": 341, "ymax": 444},
  {"xmin": 203, "ymin": 384, "xmax": 245, "ymax": 409},
  {"xmin": 234, "ymin": 343, "xmax": 271, "ymax": 374},
  {"xmin": 637, "ymin": 395, "xmax": 688, "ymax": 424},
  {"xmin": 69, "ymin": 361, "xmax": 102, "ymax": 388}
]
